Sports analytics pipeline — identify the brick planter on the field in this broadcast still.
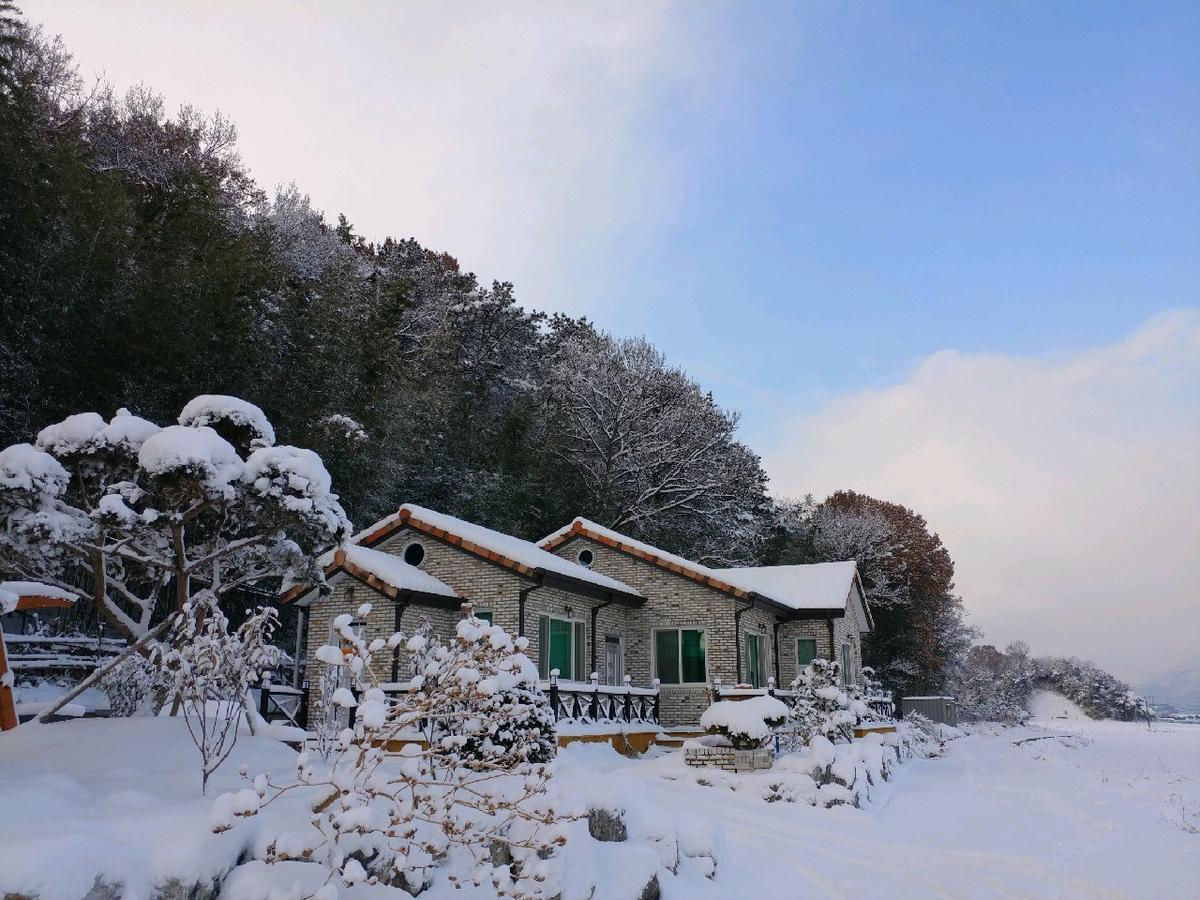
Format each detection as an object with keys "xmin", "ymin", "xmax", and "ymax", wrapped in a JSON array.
[{"xmin": 683, "ymin": 745, "xmax": 773, "ymax": 772}]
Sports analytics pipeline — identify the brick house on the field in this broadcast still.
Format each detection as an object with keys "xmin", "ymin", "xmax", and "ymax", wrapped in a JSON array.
[
  {"xmin": 281, "ymin": 504, "xmax": 646, "ymax": 726},
  {"xmin": 285, "ymin": 506, "xmax": 873, "ymax": 729},
  {"xmin": 539, "ymin": 519, "xmax": 874, "ymax": 727}
]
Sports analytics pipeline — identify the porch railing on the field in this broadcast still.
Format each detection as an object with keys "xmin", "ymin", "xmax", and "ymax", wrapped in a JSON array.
[
  {"xmin": 257, "ymin": 681, "xmax": 309, "ymax": 730},
  {"xmin": 544, "ymin": 671, "xmax": 661, "ymax": 726}
]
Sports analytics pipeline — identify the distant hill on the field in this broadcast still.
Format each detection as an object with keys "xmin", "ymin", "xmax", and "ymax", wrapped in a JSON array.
[{"xmin": 1137, "ymin": 667, "xmax": 1200, "ymax": 713}]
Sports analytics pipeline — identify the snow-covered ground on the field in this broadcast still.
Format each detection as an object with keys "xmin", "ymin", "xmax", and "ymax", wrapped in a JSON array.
[
  {"xmin": 0, "ymin": 715, "xmax": 1196, "ymax": 898},
  {"xmin": 1026, "ymin": 688, "xmax": 1089, "ymax": 721}
]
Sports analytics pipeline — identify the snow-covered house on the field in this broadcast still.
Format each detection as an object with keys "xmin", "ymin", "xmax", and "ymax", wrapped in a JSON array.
[
  {"xmin": 281, "ymin": 505, "xmax": 649, "ymax": 733},
  {"xmin": 539, "ymin": 519, "xmax": 874, "ymax": 727},
  {"xmin": 287, "ymin": 506, "xmax": 873, "ymax": 731}
]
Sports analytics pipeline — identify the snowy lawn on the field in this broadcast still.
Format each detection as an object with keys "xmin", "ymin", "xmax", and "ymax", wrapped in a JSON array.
[
  {"xmin": 558, "ymin": 717, "xmax": 1200, "ymax": 898},
  {"xmin": 1, "ymin": 715, "xmax": 1196, "ymax": 898}
]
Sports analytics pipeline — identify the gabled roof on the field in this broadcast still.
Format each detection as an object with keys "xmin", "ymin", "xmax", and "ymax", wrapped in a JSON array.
[
  {"xmin": 541, "ymin": 518, "xmax": 761, "ymax": 601},
  {"xmin": 281, "ymin": 545, "xmax": 460, "ymax": 607},
  {"xmin": 713, "ymin": 562, "xmax": 874, "ymax": 630},
  {"xmin": 541, "ymin": 518, "xmax": 873, "ymax": 628},
  {"xmin": 291, "ymin": 504, "xmax": 643, "ymax": 606}
]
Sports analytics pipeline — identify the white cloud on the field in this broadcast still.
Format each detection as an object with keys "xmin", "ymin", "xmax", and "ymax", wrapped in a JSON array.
[
  {"xmin": 23, "ymin": 0, "xmax": 719, "ymax": 316},
  {"xmin": 764, "ymin": 310, "xmax": 1200, "ymax": 682}
]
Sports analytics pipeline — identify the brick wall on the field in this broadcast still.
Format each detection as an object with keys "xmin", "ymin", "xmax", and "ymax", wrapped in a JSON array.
[{"xmin": 302, "ymin": 526, "xmax": 633, "ymax": 722}]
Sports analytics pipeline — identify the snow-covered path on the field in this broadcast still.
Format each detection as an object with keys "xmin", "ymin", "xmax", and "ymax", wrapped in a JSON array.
[{"xmin": 564, "ymin": 718, "xmax": 1200, "ymax": 898}]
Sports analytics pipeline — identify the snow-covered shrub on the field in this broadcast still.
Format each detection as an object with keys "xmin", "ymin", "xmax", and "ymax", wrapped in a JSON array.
[
  {"xmin": 224, "ymin": 607, "xmax": 567, "ymax": 898},
  {"xmin": 700, "ymin": 696, "xmax": 789, "ymax": 750},
  {"xmin": 101, "ymin": 652, "xmax": 155, "ymax": 716},
  {"xmin": 153, "ymin": 595, "xmax": 282, "ymax": 792},
  {"xmin": 788, "ymin": 658, "xmax": 862, "ymax": 744}
]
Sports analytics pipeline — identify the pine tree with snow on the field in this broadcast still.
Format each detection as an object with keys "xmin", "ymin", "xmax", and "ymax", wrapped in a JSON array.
[{"xmin": 0, "ymin": 396, "xmax": 350, "ymax": 644}]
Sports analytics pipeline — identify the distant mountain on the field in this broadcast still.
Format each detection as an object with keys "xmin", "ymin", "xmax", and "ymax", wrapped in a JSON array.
[{"xmin": 1137, "ymin": 667, "xmax": 1200, "ymax": 712}]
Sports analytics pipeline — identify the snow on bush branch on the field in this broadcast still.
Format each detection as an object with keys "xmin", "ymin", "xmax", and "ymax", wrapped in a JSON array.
[
  {"xmin": 152, "ymin": 593, "xmax": 283, "ymax": 792},
  {"xmin": 218, "ymin": 605, "xmax": 566, "ymax": 898},
  {"xmin": 0, "ymin": 396, "xmax": 350, "ymax": 642}
]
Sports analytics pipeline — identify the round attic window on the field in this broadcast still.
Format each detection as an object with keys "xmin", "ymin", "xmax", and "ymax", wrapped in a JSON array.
[
  {"xmin": 576, "ymin": 548, "xmax": 594, "ymax": 567},
  {"xmin": 403, "ymin": 541, "xmax": 426, "ymax": 567}
]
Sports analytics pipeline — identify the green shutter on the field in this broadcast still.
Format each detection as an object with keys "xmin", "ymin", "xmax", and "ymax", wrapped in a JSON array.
[
  {"xmin": 681, "ymin": 629, "xmax": 706, "ymax": 683},
  {"xmin": 574, "ymin": 621, "xmax": 587, "ymax": 682},
  {"xmin": 655, "ymin": 630, "xmax": 680, "ymax": 684},
  {"xmin": 537, "ymin": 616, "xmax": 549, "ymax": 679},
  {"xmin": 841, "ymin": 644, "xmax": 852, "ymax": 685},
  {"xmin": 797, "ymin": 639, "xmax": 817, "ymax": 667}
]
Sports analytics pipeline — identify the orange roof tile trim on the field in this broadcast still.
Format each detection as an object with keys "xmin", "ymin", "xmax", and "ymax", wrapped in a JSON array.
[{"xmin": 542, "ymin": 521, "xmax": 755, "ymax": 601}]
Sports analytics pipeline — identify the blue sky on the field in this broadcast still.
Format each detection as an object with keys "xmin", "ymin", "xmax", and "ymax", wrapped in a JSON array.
[
  {"xmin": 590, "ymin": 2, "xmax": 1200, "ymax": 443},
  {"xmin": 23, "ymin": 1, "xmax": 1200, "ymax": 678}
]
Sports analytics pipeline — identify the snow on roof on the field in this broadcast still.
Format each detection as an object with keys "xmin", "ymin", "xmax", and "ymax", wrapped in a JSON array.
[
  {"xmin": 542, "ymin": 518, "xmax": 869, "ymax": 622},
  {"xmin": 712, "ymin": 562, "xmax": 858, "ymax": 612},
  {"xmin": 363, "ymin": 505, "xmax": 642, "ymax": 598},
  {"xmin": 320, "ymin": 545, "xmax": 458, "ymax": 598},
  {"xmin": 541, "ymin": 517, "xmax": 728, "ymax": 578},
  {"xmin": 0, "ymin": 581, "xmax": 77, "ymax": 614},
  {"xmin": 178, "ymin": 395, "xmax": 275, "ymax": 447}
]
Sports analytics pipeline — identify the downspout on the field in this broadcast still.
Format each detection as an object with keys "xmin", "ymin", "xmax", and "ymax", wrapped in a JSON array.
[
  {"xmin": 391, "ymin": 594, "xmax": 410, "ymax": 683},
  {"xmin": 827, "ymin": 618, "xmax": 837, "ymax": 661},
  {"xmin": 772, "ymin": 619, "xmax": 783, "ymax": 687},
  {"xmin": 590, "ymin": 599, "xmax": 615, "ymax": 677},
  {"xmin": 518, "ymin": 574, "xmax": 545, "ymax": 638},
  {"xmin": 292, "ymin": 606, "xmax": 307, "ymax": 688},
  {"xmin": 733, "ymin": 597, "xmax": 754, "ymax": 685}
]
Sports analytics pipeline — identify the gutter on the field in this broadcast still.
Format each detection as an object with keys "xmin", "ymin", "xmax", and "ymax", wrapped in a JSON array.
[{"xmin": 772, "ymin": 619, "xmax": 782, "ymax": 687}]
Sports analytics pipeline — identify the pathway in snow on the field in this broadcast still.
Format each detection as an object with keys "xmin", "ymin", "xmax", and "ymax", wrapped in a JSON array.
[{"xmin": 572, "ymin": 719, "xmax": 1200, "ymax": 899}]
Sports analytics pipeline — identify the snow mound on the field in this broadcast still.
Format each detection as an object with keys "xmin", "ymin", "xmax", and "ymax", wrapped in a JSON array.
[
  {"xmin": 0, "ymin": 442, "xmax": 70, "ymax": 496},
  {"xmin": 1027, "ymin": 689, "xmax": 1090, "ymax": 722},
  {"xmin": 179, "ymin": 395, "xmax": 275, "ymax": 447},
  {"xmin": 139, "ymin": 425, "xmax": 243, "ymax": 490},
  {"xmin": 35, "ymin": 411, "xmax": 107, "ymax": 456}
]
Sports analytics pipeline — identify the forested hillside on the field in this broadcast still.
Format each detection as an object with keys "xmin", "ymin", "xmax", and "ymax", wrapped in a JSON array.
[{"xmin": 0, "ymin": 8, "xmax": 977, "ymax": 694}]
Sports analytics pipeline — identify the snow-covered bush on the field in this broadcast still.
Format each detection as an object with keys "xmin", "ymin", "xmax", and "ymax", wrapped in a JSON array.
[
  {"xmin": 101, "ymin": 652, "xmax": 155, "ymax": 717},
  {"xmin": 152, "ymin": 594, "xmax": 282, "ymax": 792},
  {"xmin": 223, "ymin": 606, "xmax": 566, "ymax": 897},
  {"xmin": 700, "ymin": 696, "xmax": 789, "ymax": 750},
  {"xmin": 788, "ymin": 658, "xmax": 863, "ymax": 744},
  {"xmin": 0, "ymin": 397, "xmax": 350, "ymax": 647}
]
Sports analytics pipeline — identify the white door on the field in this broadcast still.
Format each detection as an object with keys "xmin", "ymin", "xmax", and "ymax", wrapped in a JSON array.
[{"xmin": 604, "ymin": 635, "xmax": 624, "ymax": 686}]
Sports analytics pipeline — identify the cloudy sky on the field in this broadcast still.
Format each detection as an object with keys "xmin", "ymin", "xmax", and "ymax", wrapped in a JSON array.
[{"xmin": 23, "ymin": 1, "xmax": 1199, "ymax": 681}]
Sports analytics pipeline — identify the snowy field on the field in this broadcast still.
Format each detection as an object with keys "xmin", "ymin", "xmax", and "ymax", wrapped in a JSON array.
[{"xmin": 0, "ymin": 714, "xmax": 1196, "ymax": 898}]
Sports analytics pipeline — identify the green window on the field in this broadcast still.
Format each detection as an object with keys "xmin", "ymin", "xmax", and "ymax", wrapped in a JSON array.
[
  {"xmin": 537, "ymin": 615, "xmax": 586, "ymax": 681},
  {"xmin": 746, "ymin": 634, "xmax": 764, "ymax": 688},
  {"xmin": 654, "ymin": 628, "xmax": 706, "ymax": 684},
  {"xmin": 475, "ymin": 610, "xmax": 493, "ymax": 624},
  {"xmin": 796, "ymin": 639, "xmax": 817, "ymax": 667}
]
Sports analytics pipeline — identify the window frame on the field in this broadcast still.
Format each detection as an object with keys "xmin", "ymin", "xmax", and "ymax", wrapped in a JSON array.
[
  {"xmin": 745, "ymin": 633, "xmax": 765, "ymax": 688},
  {"xmin": 796, "ymin": 638, "xmax": 818, "ymax": 668},
  {"xmin": 652, "ymin": 627, "xmax": 708, "ymax": 686},
  {"xmin": 402, "ymin": 541, "xmax": 426, "ymax": 567},
  {"xmin": 537, "ymin": 612, "xmax": 586, "ymax": 682}
]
